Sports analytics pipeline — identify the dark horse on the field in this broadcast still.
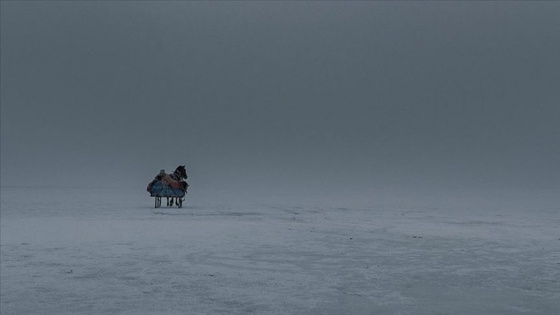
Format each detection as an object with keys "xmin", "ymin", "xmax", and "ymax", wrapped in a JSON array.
[
  {"xmin": 146, "ymin": 165, "xmax": 189, "ymax": 207},
  {"xmin": 166, "ymin": 165, "xmax": 189, "ymax": 206}
]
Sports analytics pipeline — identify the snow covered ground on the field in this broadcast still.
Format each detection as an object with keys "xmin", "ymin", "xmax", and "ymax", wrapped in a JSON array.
[{"xmin": 1, "ymin": 186, "xmax": 559, "ymax": 314}]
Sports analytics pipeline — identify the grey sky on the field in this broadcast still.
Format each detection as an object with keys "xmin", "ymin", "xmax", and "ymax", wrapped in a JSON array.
[{"xmin": 1, "ymin": 1, "xmax": 559, "ymax": 196}]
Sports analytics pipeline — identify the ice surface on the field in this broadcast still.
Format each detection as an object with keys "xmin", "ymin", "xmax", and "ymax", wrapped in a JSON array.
[{"xmin": 1, "ymin": 186, "xmax": 559, "ymax": 314}]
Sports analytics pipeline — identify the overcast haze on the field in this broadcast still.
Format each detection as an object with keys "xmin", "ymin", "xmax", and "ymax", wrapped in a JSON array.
[{"xmin": 1, "ymin": 2, "xmax": 559, "ymax": 199}]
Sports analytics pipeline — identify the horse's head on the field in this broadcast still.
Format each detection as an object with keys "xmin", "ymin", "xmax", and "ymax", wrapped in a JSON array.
[{"xmin": 175, "ymin": 165, "xmax": 187, "ymax": 179}]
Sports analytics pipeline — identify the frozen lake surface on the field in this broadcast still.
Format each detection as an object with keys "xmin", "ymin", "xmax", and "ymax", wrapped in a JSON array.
[{"xmin": 1, "ymin": 186, "xmax": 559, "ymax": 314}]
